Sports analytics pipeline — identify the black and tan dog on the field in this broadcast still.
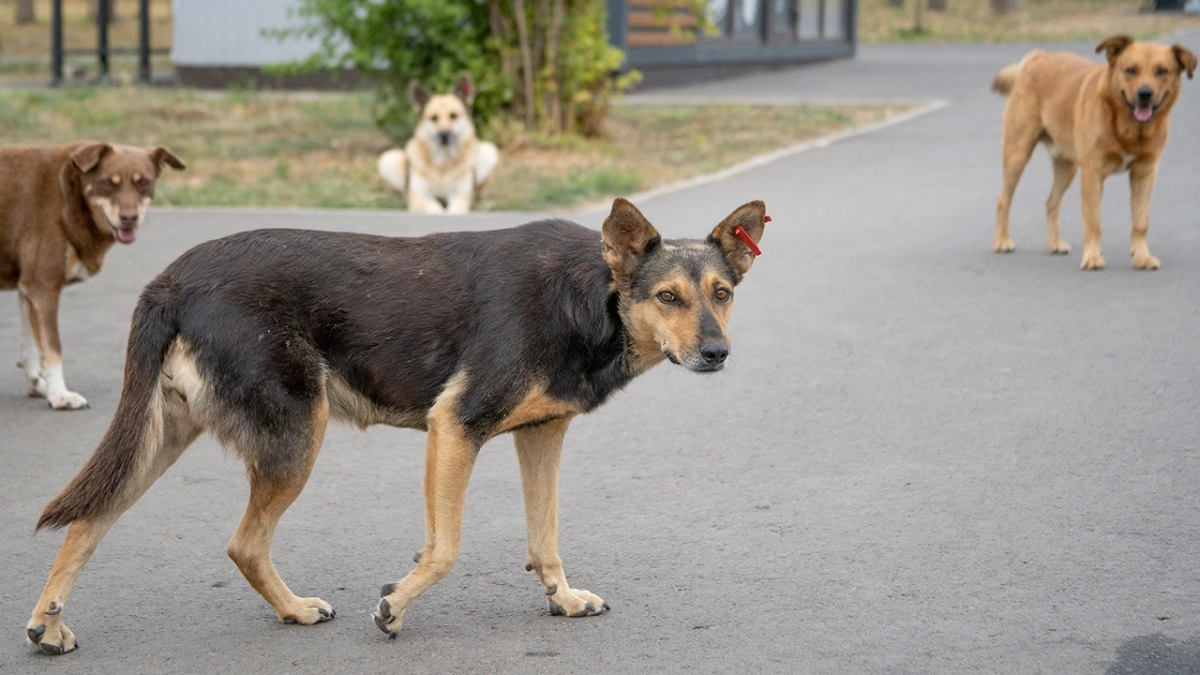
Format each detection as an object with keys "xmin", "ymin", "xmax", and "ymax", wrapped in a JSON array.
[{"xmin": 25, "ymin": 197, "xmax": 768, "ymax": 654}]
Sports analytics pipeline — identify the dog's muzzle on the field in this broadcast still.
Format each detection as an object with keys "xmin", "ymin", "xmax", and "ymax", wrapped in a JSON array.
[{"xmin": 1129, "ymin": 86, "xmax": 1158, "ymax": 124}]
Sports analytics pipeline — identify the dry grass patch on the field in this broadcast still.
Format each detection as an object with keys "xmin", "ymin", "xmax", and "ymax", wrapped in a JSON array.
[
  {"xmin": 0, "ymin": 86, "xmax": 901, "ymax": 211},
  {"xmin": 858, "ymin": 0, "xmax": 1200, "ymax": 43}
]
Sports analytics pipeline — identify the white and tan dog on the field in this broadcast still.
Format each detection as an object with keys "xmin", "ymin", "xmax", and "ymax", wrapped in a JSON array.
[{"xmin": 378, "ymin": 76, "xmax": 498, "ymax": 214}]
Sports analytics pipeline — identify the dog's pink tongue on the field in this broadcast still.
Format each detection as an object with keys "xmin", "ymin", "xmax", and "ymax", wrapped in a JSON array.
[
  {"xmin": 116, "ymin": 228, "xmax": 137, "ymax": 244},
  {"xmin": 1135, "ymin": 104, "xmax": 1153, "ymax": 123}
]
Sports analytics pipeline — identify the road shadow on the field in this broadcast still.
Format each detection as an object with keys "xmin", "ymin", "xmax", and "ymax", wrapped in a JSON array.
[{"xmin": 1107, "ymin": 633, "xmax": 1200, "ymax": 675}]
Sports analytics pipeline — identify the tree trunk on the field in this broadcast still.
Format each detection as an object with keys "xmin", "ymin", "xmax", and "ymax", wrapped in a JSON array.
[
  {"xmin": 928, "ymin": 0, "xmax": 946, "ymax": 11},
  {"xmin": 542, "ymin": 0, "xmax": 566, "ymax": 133},
  {"xmin": 512, "ymin": 0, "xmax": 537, "ymax": 129},
  {"xmin": 16, "ymin": 0, "xmax": 36, "ymax": 24}
]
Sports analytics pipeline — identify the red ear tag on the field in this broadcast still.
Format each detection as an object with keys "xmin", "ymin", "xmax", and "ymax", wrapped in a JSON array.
[
  {"xmin": 733, "ymin": 225, "xmax": 762, "ymax": 256},
  {"xmin": 764, "ymin": 215, "xmax": 772, "ymax": 223}
]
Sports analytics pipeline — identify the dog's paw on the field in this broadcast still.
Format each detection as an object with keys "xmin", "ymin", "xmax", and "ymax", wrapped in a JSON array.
[
  {"xmin": 373, "ymin": 588, "xmax": 408, "ymax": 639},
  {"xmin": 27, "ymin": 608, "xmax": 77, "ymax": 656},
  {"xmin": 1049, "ymin": 239, "xmax": 1071, "ymax": 255},
  {"xmin": 992, "ymin": 237, "xmax": 1015, "ymax": 253},
  {"xmin": 547, "ymin": 587, "xmax": 609, "ymax": 618},
  {"xmin": 27, "ymin": 376, "xmax": 47, "ymax": 398},
  {"xmin": 46, "ymin": 390, "xmax": 88, "ymax": 410},
  {"xmin": 1132, "ymin": 251, "xmax": 1160, "ymax": 270},
  {"xmin": 1080, "ymin": 250, "xmax": 1105, "ymax": 270},
  {"xmin": 279, "ymin": 597, "xmax": 335, "ymax": 625}
]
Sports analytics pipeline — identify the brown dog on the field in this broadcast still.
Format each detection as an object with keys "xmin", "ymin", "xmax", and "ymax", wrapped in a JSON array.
[
  {"xmin": 0, "ymin": 142, "xmax": 184, "ymax": 409},
  {"xmin": 992, "ymin": 36, "xmax": 1196, "ymax": 269}
]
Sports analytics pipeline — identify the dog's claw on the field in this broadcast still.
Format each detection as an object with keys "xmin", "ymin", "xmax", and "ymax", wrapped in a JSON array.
[
  {"xmin": 603, "ymin": 602, "xmax": 611, "ymax": 611},
  {"xmin": 380, "ymin": 582, "xmax": 398, "ymax": 598},
  {"xmin": 569, "ymin": 602, "xmax": 598, "ymax": 618},
  {"xmin": 45, "ymin": 601, "xmax": 62, "ymax": 616},
  {"xmin": 27, "ymin": 624, "xmax": 45, "ymax": 643},
  {"xmin": 525, "ymin": 563, "xmax": 534, "ymax": 572},
  {"xmin": 545, "ymin": 583, "xmax": 558, "ymax": 596},
  {"xmin": 548, "ymin": 601, "xmax": 565, "ymax": 616},
  {"xmin": 413, "ymin": 552, "xmax": 422, "ymax": 563},
  {"xmin": 318, "ymin": 608, "xmax": 330, "ymax": 619}
]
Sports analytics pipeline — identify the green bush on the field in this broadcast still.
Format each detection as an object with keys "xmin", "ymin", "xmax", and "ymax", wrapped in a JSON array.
[
  {"xmin": 271, "ymin": 0, "xmax": 508, "ymax": 143},
  {"xmin": 273, "ymin": 0, "xmax": 637, "ymax": 141}
]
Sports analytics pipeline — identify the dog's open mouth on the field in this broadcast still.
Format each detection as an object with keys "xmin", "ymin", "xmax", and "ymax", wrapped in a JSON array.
[
  {"xmin": 1126, "ymin": 98, "xmax": 1158, "ymax": 124},
  {"xmin": 114, "ymin": 226, "xmax": 137, "ymax": 244}
]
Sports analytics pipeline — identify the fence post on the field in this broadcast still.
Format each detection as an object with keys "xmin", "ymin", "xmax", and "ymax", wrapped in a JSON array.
[
  {"xmin": 139, "ymin": 0, "xmax": 151, "ymax": 83},
  {"xmin": 97, "ymin": 0, "xmax": 110, "ymax": 80},
  {"xmin": 51, "ymin": 0, "xmax": 65, "ymax": 85}
]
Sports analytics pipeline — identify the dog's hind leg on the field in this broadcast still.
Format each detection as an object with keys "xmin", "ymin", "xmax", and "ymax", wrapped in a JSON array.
[
  {"xmin": 27, "ymin": 394, "xmax": 202, "ymax": 655},
  {"xmin": 226, "ymin": 396, "xmax": 335, "ymax": 625},
  {"xmin": 515, "ymin": 418, "xmax": 607, "ymax": 618},
  {"xmin": 375, "ymin": 374, "xmax": 480, "ymax": 638},
  {"xmin": 1045, "ymin": 157, "xmax": 1077, "ymax": 255},
  {"xmin": 995, "ymin": 107, "xmax": 1041, "ymax": 253}
]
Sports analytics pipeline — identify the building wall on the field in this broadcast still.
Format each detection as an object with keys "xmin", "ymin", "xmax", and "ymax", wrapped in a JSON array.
[{"xmin": 172, "ymin": 0, "xmax": 318, "ymax": 67}]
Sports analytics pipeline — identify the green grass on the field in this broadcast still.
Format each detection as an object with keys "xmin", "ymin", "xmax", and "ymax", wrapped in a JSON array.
[{"xmin": 0, "ymin": 86, "xmax": 897, "ymax": 211}]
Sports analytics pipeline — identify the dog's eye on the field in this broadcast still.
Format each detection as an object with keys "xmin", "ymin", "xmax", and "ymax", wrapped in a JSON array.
[
  {"xmin": 428, "ymin": 115, "xmax": 438, "ymax": 122},
  {"xmin": 1155, "ymin": 66, "xmax": 1169, "ymax": 77},
  {"xmin": 656, "ymin": 290, "xmax": 676, "ymax": 304},
  {"xmin": 714, "ymin": 288, "xmax": 731, "ymax": 302},
  {"xmin": 1125, "ymin": 66, "xmax": 1138, "ymax": 76},
  {"xmin": 449, "ymin": 112, "xmax": 458, "ymax": 121}
]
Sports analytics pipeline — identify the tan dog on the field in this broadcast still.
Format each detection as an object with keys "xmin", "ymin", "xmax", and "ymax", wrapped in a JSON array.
[
  {"xmin": 0, "ymin": 142, "xmax": 184, "ymax": 409},
  {"xmin": 377, "ymin": 75, "xmax": 499, "ymax": 214},
  {"xmin": 992, "ymin": 36, "xmax": 1196, "ymax": 269}
]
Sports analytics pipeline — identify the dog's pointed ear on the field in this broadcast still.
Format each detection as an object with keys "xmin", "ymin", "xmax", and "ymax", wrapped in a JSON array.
[
  {"xmin": 1174, "ymin": 44, "xmax": 1197, "ymax": 79},
  {"xmin": 453, "ymin": 74, "xmax": 476, "ymax": 108},
  {"xmin": 148, "ymin": 146, "xmax": 186, "ymax": 173},
  {"xmin": 407, "ymin": 80, "xmax": 432, "ymax": 110},
  {"xmin": 602, "ymin": 198, "xmax": 660, "ymax": 286},
  {"xmin": 70, "ymin": 142, "xmax": 112, "ymax": 173},
  {"xmin": 1096, "ymin": 35, "xmax": 1133, "ymax": 65},
  {"xmin": 709, "ymin": 200, "xmax": 766, "ymax": 283}
]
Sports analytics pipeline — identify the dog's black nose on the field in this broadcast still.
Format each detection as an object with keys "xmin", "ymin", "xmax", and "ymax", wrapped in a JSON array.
[
  {"xmin": 1137, "ymin": 85, "xmax": 1153, "ymax": 101},
  {"xmin": 437, "ymin": 131, "xmax": 453, "ymax": 146},
  {"xmin": 119, "ymin": 211, "xmax": 138, "ymax": 227},
  {"xmin": 699, "ymin": 343, "xmax": 729, "ymax": 366}
]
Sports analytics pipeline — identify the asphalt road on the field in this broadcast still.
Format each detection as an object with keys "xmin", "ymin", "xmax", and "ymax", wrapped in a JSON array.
[{"xmin": 3, "ymin": 36, "xmax": 1200, "ymax": 674}]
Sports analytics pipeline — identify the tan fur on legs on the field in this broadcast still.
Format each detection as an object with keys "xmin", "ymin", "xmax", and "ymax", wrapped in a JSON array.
[
  {"xmin": 1046, "ymin": 157, "xmax": 1077, "ymax": 254},
  {"xmin": 27, "ymin": 395, "xmax": 201, "ymax": 655},
  {"xmin": 515, "ymin": 417, "xmax": 607, "ymax": 618},
  {"xmin": 1079, "ymin": 168, "xmax": 1106, "ymax": 269},
  {"xmin": 994, "ymin": 118, "xmax": 1039, "ymax": 254},
  {"xmin": 226, "ymin": 398, "xmax": 334, "ymax": 625},
  {"xmin": 1129, "ymin": 161, "xmax": 1160, "ymax": 269},
  {"xmin": 375, "ymin": 373, "xmax": 480, "ymax": 637}
]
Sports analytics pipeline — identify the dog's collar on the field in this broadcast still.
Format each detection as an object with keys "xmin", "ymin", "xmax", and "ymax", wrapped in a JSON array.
[{"xmin": 733, "ymin": 215, "xmax": 769, "ymax": 256}]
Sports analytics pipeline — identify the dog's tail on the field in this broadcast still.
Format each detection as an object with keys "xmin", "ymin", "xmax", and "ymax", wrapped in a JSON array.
[
  {"xmin": 992, "ymin": 51, "xmax": 1042, "ymax": 96},
  {"xmin": 991, "ymin": 63, "xmax": 1023, "ymax": 96},
  {"xmin": 378, "ymin": 148, "xmax": 408, "ymax": 194},
  {"xmin": 36, "ymin": 284, "xmax": 180, "ymax": 530}
]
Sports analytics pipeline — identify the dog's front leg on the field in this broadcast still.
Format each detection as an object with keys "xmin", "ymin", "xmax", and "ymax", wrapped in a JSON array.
[
  {"xmin": 374, "ymin": 400, "xmax": 480, "ymax": 638},
  {"xmin": 406, "ymin": 175, "xmax": 447, "ymax": 214},
  {"xmin": 16, "ymin": 292, "xmax": 44, "ymax": 395},
  {"xmin": 515, "ymin": 417, "xmax": 608, "ymax": 618},
  {"xmin": 21, "ymin": 285, "xmax": 87, "ymax": 409},
  {"xmin": 1129, "ymin": 160, "xmax": 1160, "ymax": 270},
  {"xmin": 444, "ymin": 183, "xmax": 474, "ymax": 215},
  {"xmin": 1079, "ymin": 167, "xmax": 1106, "ymax": 270}
]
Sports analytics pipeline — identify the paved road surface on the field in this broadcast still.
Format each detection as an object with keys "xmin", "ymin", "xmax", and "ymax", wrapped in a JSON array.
[{"xmin": 2, "ymin": 36, "xmax": 1199, "ymax": 674}]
